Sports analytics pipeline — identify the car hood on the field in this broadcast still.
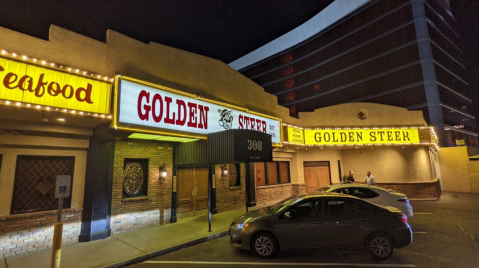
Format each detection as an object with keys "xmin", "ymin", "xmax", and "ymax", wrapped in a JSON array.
[{"xmin": 231, "ymin": 208, "xmax": 269, "ymax": 224}]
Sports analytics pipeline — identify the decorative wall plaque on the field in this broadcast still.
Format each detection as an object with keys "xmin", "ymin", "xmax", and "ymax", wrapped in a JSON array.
[{"xmin": 123, "ymin": 162, "xmax": 144, "ymax": 196}]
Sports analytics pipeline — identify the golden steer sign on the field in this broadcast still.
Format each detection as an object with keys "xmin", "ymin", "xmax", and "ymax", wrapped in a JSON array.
[
  {"xmin": 0, "ymin": 57, "xmax": 111, "ymax": 114},
  {"xmin": 301, "ymin": 128, "xmax": 431, "ymax": 146}
]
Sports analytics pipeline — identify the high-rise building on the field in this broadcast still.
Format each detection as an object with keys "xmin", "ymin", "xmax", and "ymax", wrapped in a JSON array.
[{"xmin": 229, "ymin": 0, "xmax": 478, "ymax": 147}]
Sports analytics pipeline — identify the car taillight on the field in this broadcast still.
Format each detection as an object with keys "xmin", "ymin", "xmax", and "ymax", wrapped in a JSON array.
[
  {"xmin": 398, "ymin": 198, "xmax": 409, "ymax": 204},
  {"xmin": 399, "ymin": 214, "xmax": 408, "ymax": 224}
]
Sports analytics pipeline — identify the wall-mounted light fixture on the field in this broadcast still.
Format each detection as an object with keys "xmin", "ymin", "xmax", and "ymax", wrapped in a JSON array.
[
  {"xmin": 221, "ymin": 164, "xmax": 229, "ymax": 177},
  {"xmin": 159, "ymin": 164, "xmax": 167, "ymax": 183}
]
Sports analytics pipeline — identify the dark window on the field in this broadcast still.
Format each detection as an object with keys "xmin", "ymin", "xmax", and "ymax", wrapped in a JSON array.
[
  {"xmin": 11, "ymin": 155, "xmax": 74, "ymax": 214},
  {"xmin": 290, "ymin": 200, "xmax": 321, "ymax": 218}
]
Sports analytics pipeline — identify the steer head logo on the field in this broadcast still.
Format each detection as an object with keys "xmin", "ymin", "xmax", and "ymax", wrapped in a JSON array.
[{"xmin": 218, "ymin": 109, "xmax": 233, "ymax": 130}]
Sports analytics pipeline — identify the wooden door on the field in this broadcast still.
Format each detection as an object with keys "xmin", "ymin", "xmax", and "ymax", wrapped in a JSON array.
[
  {"xmin": 178, "ymin": 168, "xmax": 195, "ymax": 213},
  {"xmin": 317, "ymin": 166, "xmax": 330, "ymax": 188},
  {"xmin": 304, "ymin": 167, "xmax": 318, "ymax": 193},
  {"xmin": 304, "ymin": 164, "xmax": 331, "ymax": 193},
  {"xmin": 194, "ymin": 168, "xmax": 208, "ymax": 210},
  {"xmin": 177, "ymin": 167, "xmax": 209, "ymax": 218}
]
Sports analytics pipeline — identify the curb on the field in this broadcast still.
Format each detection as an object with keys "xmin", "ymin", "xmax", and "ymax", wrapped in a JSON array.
[{"xmin": 104, "ymin": 230, "xmax": 229, "ymax": 268}]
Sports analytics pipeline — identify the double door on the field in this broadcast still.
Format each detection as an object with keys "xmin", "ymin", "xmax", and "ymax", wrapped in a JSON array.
[
  {"xmin": 304, "ymin": 164, "xmax": 330, "ymax": 193},
  {"xmin": 177, "ymin": 167, "xmax": 208, "ymax": 219}
]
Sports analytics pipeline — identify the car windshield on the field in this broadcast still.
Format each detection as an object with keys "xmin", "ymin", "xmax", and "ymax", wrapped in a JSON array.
[{"xmin": 267, "ymin": 195, "xmax": 303, "ymax": 214}]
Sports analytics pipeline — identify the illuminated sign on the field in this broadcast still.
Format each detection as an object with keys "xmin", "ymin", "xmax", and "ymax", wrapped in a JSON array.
[
  {"xmin": 114, "ymin": 76, "xmax": 282, "ymax": 144},
  {"xmin": 304, "ymin": 128, "xmax": 424, "ymax": 145},
  {"xmin": 0, "ymin": 56, "xmax": 111, "ymax": 114},
  {"xmin": 283, "ymin": 126, "xmax": 304, "ymax": 145}
]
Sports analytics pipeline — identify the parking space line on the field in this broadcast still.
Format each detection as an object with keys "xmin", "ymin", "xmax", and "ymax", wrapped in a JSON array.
[{"xmin": 145, "ymin": 261, "xmax": 416, "ymax": 267}]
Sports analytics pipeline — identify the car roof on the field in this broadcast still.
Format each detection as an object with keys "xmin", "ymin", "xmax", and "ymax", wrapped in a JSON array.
[
  {"xmin": 323, "ymin": 184, "xmax": 396, "ymax": 193},
  {"xmin": 301, "ymin": 192, "xmax": 361, "ymax": 200}
]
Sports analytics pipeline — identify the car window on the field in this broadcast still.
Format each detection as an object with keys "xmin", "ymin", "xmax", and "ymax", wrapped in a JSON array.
[
  {"xmin": 289, "ymin": 200, "xmax": 322, "ymax": 218},
  {"xmin": 324, "ymin": 199, "xmax": 365, "ymax": 216},
  {"xmin": 356, "ymin": 188, "xmax": 379, "ymax": 199}
]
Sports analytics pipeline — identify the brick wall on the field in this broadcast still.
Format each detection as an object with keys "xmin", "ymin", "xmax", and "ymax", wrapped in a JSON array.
[
  {"xmin": 111, "ymin": 139, "xmax": 173, "ymax": 235},
  {"xmin": 0, "ymin": 208, "xmax": 82, "ymax": 258},
  {"xmin": 292, "ymin": 184, "xmax": 306, "ymax": 195},
  {"xmin": 375, "ymin": 179, "xmax": 442, "ymax": 199},
  {"xmin": 256, "ymin": 184, "xmax": 293, "ymax": 205},
  {"xmin": 215, "ymin": 164, "xmax": 246, "ymax": 213}
]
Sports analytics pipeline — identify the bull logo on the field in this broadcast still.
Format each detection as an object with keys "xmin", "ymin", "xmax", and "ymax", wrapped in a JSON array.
[{"xmin": 218, "ymin": 109, "xmax": 233, "ymax": 129}]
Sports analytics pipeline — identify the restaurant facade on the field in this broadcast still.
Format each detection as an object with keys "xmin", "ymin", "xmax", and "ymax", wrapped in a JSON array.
[{"xmin": 0, "ymin": 25, "xmax": 439, "ymax": 258}]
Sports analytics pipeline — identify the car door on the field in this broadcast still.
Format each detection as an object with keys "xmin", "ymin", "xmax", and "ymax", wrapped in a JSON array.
[
  {"xmin": 274, "ymin": 199, "xmax": 324, "ymax": 249},
  {"xmin": 318, "ymin": 197, "xmax": 376, "ymax": 247}
]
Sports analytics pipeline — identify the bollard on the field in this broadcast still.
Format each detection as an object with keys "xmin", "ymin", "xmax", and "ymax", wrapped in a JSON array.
[{"xmin": 50, "ymin": 222, "xmax": 63, "ymax": 268}]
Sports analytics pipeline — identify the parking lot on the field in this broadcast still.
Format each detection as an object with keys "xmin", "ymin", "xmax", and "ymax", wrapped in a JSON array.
[{"xmin": 128, "ymin": 192, "xmax": 479, "ymax": 268}]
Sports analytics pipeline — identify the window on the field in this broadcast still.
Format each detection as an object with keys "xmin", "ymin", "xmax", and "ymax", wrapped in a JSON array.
[
  {"xmin": 290, "ymin": 200, "xmax": 321, "ymax": 218},
  {"xmin": 11, "ymin": 155, "xmax": 74, "ymax": 214},
  {"xmin": 337, "ymin": 188, "xmax": 379, "ymax": 199},
  {"xmin": 324, "ymin": 199, "xmax": 364, "ymax": 216},
  {"xmin": 255, "ymin": 161, "xmax": 291, "ymax": 186}
]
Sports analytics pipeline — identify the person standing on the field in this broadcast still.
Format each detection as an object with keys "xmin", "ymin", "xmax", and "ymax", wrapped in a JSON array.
[
  {"xmin": 366, "ymin": 171, "xmax": 375, "ymax": 185},
  {"xmin": 347, "ymin": 170, "xmax": 355, "ymax": 183}
]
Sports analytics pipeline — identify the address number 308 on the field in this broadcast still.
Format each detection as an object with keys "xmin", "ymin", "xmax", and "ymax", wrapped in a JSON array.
[{"xmin": 247, "ymin": 140, "xmax": 262, "ymax": 151}]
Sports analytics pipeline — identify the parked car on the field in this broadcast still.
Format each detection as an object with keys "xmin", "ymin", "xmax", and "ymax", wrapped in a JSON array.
[
  {"xmin": 229, "ymin": 193, "xmax": 413, "ymax": 260},
  {"xmin": 315, "ymin": 184, "xmax": 413, "ymax": 218}
]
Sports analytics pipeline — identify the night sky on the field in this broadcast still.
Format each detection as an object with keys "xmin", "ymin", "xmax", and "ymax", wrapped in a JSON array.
[
  {"xmin": 0, "ymin": 0, "xmax": 334, "ymax": 63},
  {"xmin": 0, "ymin": 0, "xmax": 477, "ymax": 108}
]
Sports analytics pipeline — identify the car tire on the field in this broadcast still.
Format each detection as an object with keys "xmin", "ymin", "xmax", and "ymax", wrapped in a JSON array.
[
  {"xmin": 251, "ymin": 232, "xmax": 278, "ymax": 258},
  {"xmin": 366, "ymin": 232, "xmax": 394, "ymax": 260}
]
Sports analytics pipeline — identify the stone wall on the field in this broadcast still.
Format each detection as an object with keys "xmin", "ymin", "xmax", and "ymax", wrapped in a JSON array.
[
  {"xmin": 214, "ymin": 164, "xmax": 246, "ymax": 213},
  {"xmin": 256, "ymin": 184, "xmax": 293, "ymax": 205},
  {"xmin": 375, "ymin": 179, "xmax": 442, "ymax": 199},
  {"xmin": 111, "ymin": 139, "xmax": 173, "ymax": 235},
  {"xmin": 0, "ymin": 208, "xmax": 82, "ymax": 258}
]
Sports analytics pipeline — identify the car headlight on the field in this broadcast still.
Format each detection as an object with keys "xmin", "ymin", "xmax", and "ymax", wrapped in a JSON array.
[{"xmin": 233, "ymin": 223, "xmax": 249, "ymax": 230}]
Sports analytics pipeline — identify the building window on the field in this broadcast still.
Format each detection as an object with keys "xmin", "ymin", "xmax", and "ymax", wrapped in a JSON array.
[
  {"xmin": 284, "ymin": 79, "xmax": 295, "ymax": 89},
  {"xmin": 255, "ymin": 162, "xmax": 266, "ymax": 186},
  {"xmin": 123, "ymin": 158, "xmax": 149, "ymax": 198},
  {"xmin": 289, "ymin": 105, "xmax": 297, "ymax": 116},
  {"xmin": 281, "ymin": 53, "xmax": 293, "ymax": 63},
  {"xmin": 255, "ymin": 161, "xmax": 290, "ymax": 186},
  {"xmin": 11, "ymin": 155, "xmax": 74, "ymax": 214},
  {"xmin": 286, "ymin": 92, "xmax": 295, "ymax": 102},
  {"xmin": 283, "ymin": 66, "xmax": 294, "ymax": 76}
]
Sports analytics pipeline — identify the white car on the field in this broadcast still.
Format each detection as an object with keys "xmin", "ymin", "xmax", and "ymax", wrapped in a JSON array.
[{"xmin": 316, "ymin": 184, "xmax": 413, "ymax": 218}]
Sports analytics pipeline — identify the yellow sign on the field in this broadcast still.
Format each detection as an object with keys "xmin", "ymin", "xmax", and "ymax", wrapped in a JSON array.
[
  {"xmin": 0, "ymin": 57, "xmax": 111, "ymax": 114},
  {"xmin": 285, "ymin": 126, "xmax": 304, "ymax": 144},
  {"xmin": 304, "ymin": 128, "xmax": 421, "ymax": 145}
]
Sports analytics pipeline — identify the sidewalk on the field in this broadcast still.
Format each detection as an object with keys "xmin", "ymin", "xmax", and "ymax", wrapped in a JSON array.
[{"xmin": 1, "ymin": 206, "xmax": 261, "ymax": 268}]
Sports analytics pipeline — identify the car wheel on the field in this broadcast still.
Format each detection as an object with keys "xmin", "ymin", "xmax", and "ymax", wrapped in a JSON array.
[
  {"xmin": 366, "ymin": 232, "xmax": 394, "ymax": 260},
  {"xmin": 252, "ymin": 232, "xmax": 278, "ymax": 258}
]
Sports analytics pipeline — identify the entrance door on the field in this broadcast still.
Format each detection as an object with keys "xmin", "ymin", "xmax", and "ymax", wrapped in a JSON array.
[
  {"xmin": 304, "ymin": 162, "xmax": 331, "ymax": 193},
  {"xmin": 177, "ymin": 167, "xmax": 209, "ymax": 219}
]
